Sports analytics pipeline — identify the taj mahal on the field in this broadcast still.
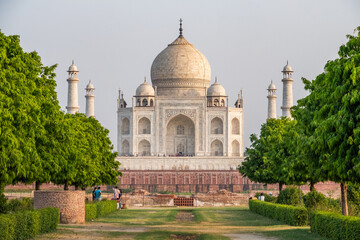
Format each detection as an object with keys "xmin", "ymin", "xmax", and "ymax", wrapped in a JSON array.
[{"xmin": 65, "ymin": 20, "xmax": 294, "ymax": 192}]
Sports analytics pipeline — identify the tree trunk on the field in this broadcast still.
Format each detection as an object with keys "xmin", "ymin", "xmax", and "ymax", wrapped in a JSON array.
[
  {"xmin": 74, "ymin": 183, "xmax": 79, "ymax": 190},
  {"xmin": 310, "ymin": 181, "xmax": 316, "ymax": 192},
  {"xmin": 35, "ymin": 181, "xmax": 41, "ymax": 190},
  {"xmin": 279, "ymin": 183, "xmax": 283, "ymax": 192},
  {"xmin": 64, "ymin": 180, "xmax": 69, "ymax": 190},
  {"xmin": 341, "ymin": 182, "xmax": 348, "ymax": 216}
]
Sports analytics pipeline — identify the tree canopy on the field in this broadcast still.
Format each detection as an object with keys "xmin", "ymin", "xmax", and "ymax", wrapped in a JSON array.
[
  {"xmin": 293, "ymin": 27, "xmax": 360, "ymax": 215},
  {"xmin": 239, "ymin": 117, "xmax": 303, "ymax": 191},
  {"xmin": 0, "ymin": 30, "xmax": 120, "ymax": 191}
]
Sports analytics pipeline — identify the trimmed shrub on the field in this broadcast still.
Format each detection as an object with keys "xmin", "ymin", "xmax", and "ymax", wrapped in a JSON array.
[
  {"xmin": 0, "ymin": 207, "xmax": 58, "ymax": 240},
  {"xmin": 0, "ymin": 214, "xmax": 15, "ymax": 240},
  {"xmin": 0, "ymin": 192, "xmax": 9, "ymax": 214},
  {"xmin": 310, "ymin": 211, "xmax": 360, "ymax": 240},
  {"xmin": 85, "ymin": 203, "xmax": 97, "ymax": 221},
  {"xmin": 303, "ymin": 190, "xmax": 327, "ymax": 210},
  {"xmin": 85, "ymin": 200, "xmax": 117, "ymax": 221},
  {"xmin": 38, "ymin": 207, "xmax": 59, "ymax": 233},
  {"xmin": 8, "ymin": 197, "xmax": 34, "ymax": 212},
  {"xmin": 249, "ymin": 199, "xmax": 308, "ymax": 226},
  {"xmin": 277, "ymin": 187, "xmax": 303, "ymax": 206}
]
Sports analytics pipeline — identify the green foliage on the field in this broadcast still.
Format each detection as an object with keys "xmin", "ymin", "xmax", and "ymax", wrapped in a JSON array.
[
  {"xmin": 0, "ymin": 207, "xmax": 58, "ymax": 240},
  {"xmin": 310, "ymin": 211, "xmax": 360, "ymax": 240},
  {"xmin": 293, "ymin": 27, "xmax": 360, "ymax": 215},
  {"xmin": 51, "ymin": 113, "xmax": 120, "ymax": 189},
  {"xmin": 85, "ymin": 203, "xmax": 98, "ymax": 221},
  {"xmin": 303, "ymin": 190, "xmax": 327, "ymax": 210},
  {"xmin": 276, "ymin": 187, "xmax": 303, "ymax": 206},
  {"xmin": 7, "ymin": 197, "xmax": 33, "ymax": 212},
  {"xmin": 85, "ymin": 200, "xmax": 117, "ymax": 221},
  {"xmin": 347, "ymin": 182, "xmax": 360, "ymax": 216},
  {"xmin": 249, "ymin": 200, "xmax": 308, "ymax": 226},
  {"xmin": 254, "ymin": 192, "xmax": 277, "ymax": 203},
  {"xmin": 348, "ymin": 183, "xmax": 360, "ymax": 204},
  {"xmin": 0, "ymin": 191, "xmax": 9, "ymax": 214},
  {"xmin": 240, "ymin": 118, "xmax": 307, "ymax": 188},
  {"xmin": 0, "ymin": 30, "xmax": 120, "ymax": 190},
  {"xmin": 0, "ymin": 30, "xmax": 62, "ymax": 188}
]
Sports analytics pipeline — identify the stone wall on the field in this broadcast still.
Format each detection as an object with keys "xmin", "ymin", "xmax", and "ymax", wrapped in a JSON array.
[{"xmin": 34, "ymin": 190, "xmax": 85, "ymax": 224}]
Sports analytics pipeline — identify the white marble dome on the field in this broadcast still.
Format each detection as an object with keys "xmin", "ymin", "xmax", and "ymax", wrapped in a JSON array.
[
  {"xmin": 207, "ymin": 79, "xmax": 226, "ymax": 96},
  {"xmin": 68, "ymin": 61, "xmax": 78, "ymax": 72},
  {"xmin": 282, "ymin": 61, "xmax": 293, "ymax": 72},
  {"xmin": 136, "ymin": 80, "xmax": 155, "ymax": 96},
  {"xmin": 86, "ymin": 80, "xmax": 94, "ymax": 89},
  {"xmin": 150, "ymin": 35, "xmax": 211, "ymax": 91},
  {"xmin": 268, "ymin": 80, "xmax": 276, "ymax": 90}
]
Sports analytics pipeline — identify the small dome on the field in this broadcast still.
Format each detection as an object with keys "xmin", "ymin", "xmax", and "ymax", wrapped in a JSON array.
[
  {"xmin": 207, "ymin": 78, "xmax": 226, "ymax": 96},
  {"xmin": 68, "ymin": 60, "xmax": 78, "ymax": 72},
  {"xmin": 136, "ymin": 79, "xmax": 155, "ymax": 96},
  {"xmin": 282, "ymin": 61, "xmax": 293, "ymax": 72},
  {"xmin": 86, "ymin": 80, "xmax": 94, "ymax": 89},
  {"xmin": 268, "ymin": 80, "xmax": 276, "ymax": 90}
]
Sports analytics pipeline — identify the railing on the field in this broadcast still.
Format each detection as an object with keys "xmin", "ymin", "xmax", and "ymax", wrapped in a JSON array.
[{"xmin": 174, "ymin": 197, "xmax": 194, "ymax": 206}]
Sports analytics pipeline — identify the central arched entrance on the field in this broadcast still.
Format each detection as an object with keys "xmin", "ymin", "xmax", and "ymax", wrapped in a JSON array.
[{"xmin": 166, "ymin": 114, "xmax": 195, "ymax": 156}]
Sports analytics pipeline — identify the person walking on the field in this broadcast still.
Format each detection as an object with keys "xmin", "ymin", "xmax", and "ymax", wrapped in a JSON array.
[
  {"xmin": 118, "ymin": 189, "xmax": 122, "ymax": 209},
  {"xmin": 113, "ymin": 186, "xmax": 118, "ymax": 199},
  {"xmin": 95, "ymin": 187, "xmax": 101, "ymax": 201},
  {"xmin": 92, "ymin": 187, "xmax": 97, "ymax": 201}
]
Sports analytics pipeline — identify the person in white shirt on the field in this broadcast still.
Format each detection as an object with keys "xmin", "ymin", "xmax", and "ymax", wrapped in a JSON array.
[{"xmin": 258, "ymin": 193, "xmax": 265, "ymax": 201}]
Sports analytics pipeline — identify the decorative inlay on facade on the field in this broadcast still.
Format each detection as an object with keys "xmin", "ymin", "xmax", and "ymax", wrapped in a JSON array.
[
  {"xmin": 165, "ymin": 109, "xmax": 196, "ymax": 122},
  {"xmin": 210, "ymin": 137, "xmax": 224, "ymax": 143}
]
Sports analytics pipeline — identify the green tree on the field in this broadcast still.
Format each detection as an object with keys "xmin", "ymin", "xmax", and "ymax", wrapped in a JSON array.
[
  {"xmin": 51, "ymin": 113, "xmax": 120, "ymax": 190},
  {"xmin": 0, "ymin": 31, "xmax": 60, "ymax": 190},
  {"xmin": 240, "ymin": 117, "xmax": 301, "ymax": 191},
  {"xmin": 294, "ymin": 27, "xmax": 360, "ymax": 215}
]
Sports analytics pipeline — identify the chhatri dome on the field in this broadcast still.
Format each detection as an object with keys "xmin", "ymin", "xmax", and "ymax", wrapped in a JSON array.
[
  {"xmin": 268, "ymin": 80, "xmax": 276, "ymax": 90},
  {"xmin": 68, "ymin": 60, "xmax": 78, "ymax": 72},
  {"xmin": 282, "ymin": 60, "xmax": 293, "ymax": 72},
  {"xmin": 207, "ymin": 77, "xmax": 226, "ymax": 96},
  {"xmin": 136, "ymin": 77, "xmax": 155, "ymax": 96},
  {"xmin": 150, "ymin": 19, "xmax": 211, "ymax": 97}
]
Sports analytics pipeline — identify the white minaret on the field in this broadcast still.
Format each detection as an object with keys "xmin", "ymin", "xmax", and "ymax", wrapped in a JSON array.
[
  {"xmin": 281, "ymin": 61, "xmax": 294, "ymax": 118},
  {"xmin": 267, "ymin": 80, "xmax": 277, "ymax": 119},
  {"xmin": 85, "ymin": 80, "xmax": 95, "ymax": 117},
  {"xmin": 66, "ymin": 60, "xmax": 80, "ymax": 114}
]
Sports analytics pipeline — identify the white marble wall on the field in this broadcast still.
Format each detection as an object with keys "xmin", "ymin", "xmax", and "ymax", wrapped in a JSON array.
[
  {"xmin": 117, "ymin": 95, "xmax": 244, "ymax": 158},
  {"xmin": 117, "ymin": 156, "xmax": 244, "ymax": 171}
]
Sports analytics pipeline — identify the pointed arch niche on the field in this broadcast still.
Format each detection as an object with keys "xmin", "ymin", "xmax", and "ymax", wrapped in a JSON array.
[
  {"xmin": 232, "ymin": 140, "xmax": 240, "ymax": 156},
  {"xmin": 122, "ymin": 140, "xmax": 130, "ymax": 156},
  {"xmin": 231, "ymin": 118, "xmax": 240, "ymax": 135},
  {"xmin": 121, "ymin": 118, "xmax": 130, "ymax": 135},
  {"xmin": 211, "ymin": 117, "xmax": 223, "ymax": 134},
  {"xmin": 211, "ymin": 140, "xmax": 223, "ymax": 156},
  {"xmin": 138, "ymin": 139, "xmax": 151, "ymax": 156},
  {"xmin": 166, "ymin": 114, "xmax": 195, "ymax": 156},
  {"xmin": 138, "ymin": 117, "xmax": 151, "ymax": 134}
]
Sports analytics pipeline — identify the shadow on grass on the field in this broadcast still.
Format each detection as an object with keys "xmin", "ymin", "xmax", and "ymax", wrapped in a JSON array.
[
  {"xmin": 193, "ymin": 208, "xmax": 285, "ymax": 226},
  {"xmin": 94, "ymin": 209, "xmax": 178, "ymax": 225},
  {"xmin": 134, "ymin": 230, "xmax": 230, "ymax": 240},
  {"xmin": 261, "ymin": 229, "xmax": 327, "ymax": 240}
]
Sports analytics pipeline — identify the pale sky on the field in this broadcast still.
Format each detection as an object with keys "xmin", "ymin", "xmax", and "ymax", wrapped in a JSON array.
[{"xmin": 1, "ymin": 0, "xmax": 359, "ymax": 150}]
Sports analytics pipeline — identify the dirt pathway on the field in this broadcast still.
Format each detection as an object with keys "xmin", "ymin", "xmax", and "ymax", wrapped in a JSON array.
[{"xmin": 224, "ymin": 233, "xmax": 277, "ymax": 240}]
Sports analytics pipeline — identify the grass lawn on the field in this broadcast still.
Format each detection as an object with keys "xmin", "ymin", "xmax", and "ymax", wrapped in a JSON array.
[{"xmin": 37, "ymin": 207, "xmax": 327, "ymax": 240}]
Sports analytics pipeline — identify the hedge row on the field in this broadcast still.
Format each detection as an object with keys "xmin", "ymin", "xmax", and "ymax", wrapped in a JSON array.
[
  {"xmin": 310, "ymin": 211, "xmax": 360, "ymax": 240},
  {"xmin": 0, "ymin": 207, "xmax": 59, "ymax": 240},
  {"xmin": 249, "ymin": 199, "xmax": 308, "ymax": 226},
  {"xmin": 85, "ymin": 200, "xmax": 117, "ymax": 221}
]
